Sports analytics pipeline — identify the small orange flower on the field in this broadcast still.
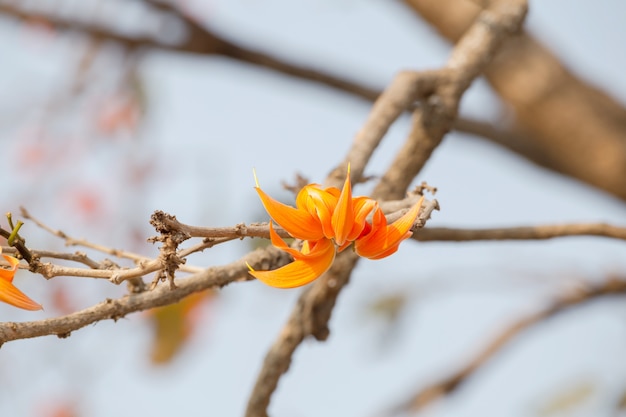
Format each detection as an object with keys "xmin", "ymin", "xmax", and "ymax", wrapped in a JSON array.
[
  {"xmin": 0, "ymin": 248, "xmax": 42, "ymax": 311},
  {"xmin": 248, "ymin": 168, "xmax": 424, "ymax": 288}
]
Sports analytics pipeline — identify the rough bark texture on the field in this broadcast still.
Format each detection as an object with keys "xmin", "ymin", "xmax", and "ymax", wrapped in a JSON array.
[{"xmin": 405, "ymin": 0, "xmax": 626, "ymax": 201}]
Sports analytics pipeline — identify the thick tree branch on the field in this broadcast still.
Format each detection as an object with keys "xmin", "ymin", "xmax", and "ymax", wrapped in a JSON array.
[
  {"xmin": 404, "ymin": 0, "xmax": 626, "ymax": 201},
  {"xmin": 325, "ymin": 70, "xmax": 450, "ymax": 187},
  {"xmin": 372, "ymin": 0, "xmax": 527, "ymax": 200},
  {"xmin": 2, "ymin": 215, "xmax": 623, "ymax": 346},
  {"xmin": 0, "ymin": 1, "xmax": 538, "ymax": 174},
  {"xmin": 245, "ymin": 200, "xmax": 439, "ymax": 417},
  {"xmin": 245, "ymin": 1, "xmax": 528, "ymax": 416}
]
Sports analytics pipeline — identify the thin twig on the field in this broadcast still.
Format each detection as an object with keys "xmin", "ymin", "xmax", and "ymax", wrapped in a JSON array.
[
  {"xmin": 2, "ymin": 247, "xmax": 104, "ymax": 269},
  {"xmin": 21, "ymin": 207, "xmax": 146, "ymax": 263},
  {"xmin": 19, "ymin": 207, "xmax": 205, "ymax": 280},
  {"xmin": 382, "ymin": 278, "xmax": 626, "ymax": 416},
  {"xmin": 0, "ymin": 245, "xmax": 292, "ymax": 344},
  {"xmin": 0, "ymin": 0, "xmax": 533, "ymax": 169},
  {"xmin": 9, "ymin": 221, "xmax": 623, "ymax": 280},
  {"xmin": 414, "ymin": 223, "xmax": 626, "ymax": 242},
  {"xmin": 153, "ymin": 194, "xmax": 429, "ymax": 241}
]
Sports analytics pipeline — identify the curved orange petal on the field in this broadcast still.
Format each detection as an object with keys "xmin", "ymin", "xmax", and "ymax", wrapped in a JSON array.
[
  {"xmin": 255, "ymin": 186, "xmax": 324, "ymax": 241},
  {"xmin": 384, "ymin": 196, "xmax": 424, "ymax": 240},
  {"xmin": 0, "ymin": 278, "xmax": 43, "ymax": 310},
  {"xmin": 296, "ymin": 185, "xmax": 339, "ymax": 212},
  {"xmin": 0, "ymin": 253, "xmax": 19, "ymax": 282},
  {"xmin": 346, "ymin": 197, "xmax": 376, "ymax": 242},
  {"xmin": 266, "ymin": 222, "xmax": 305, "ymax": 258},
  {"xmin": 362, "ymin": 231, "xmax": 412, "ymax": 260},
  {"xmin": 295, "ymin": 184, "xmax": 321, "ymax": 212},
  {"xmin": 353, "ymin": 208, "xmax": 387, "ymax": 259},
  {"xmin": 324, "ymin": 187, "xmax": 341, "ymax": 199},
  {"xmin": 355, "ymin": 196, "xmax": 423, "ymax": 259},
  {"xmin": 331, "ymin": 169, "xmax": 355, "ymax": 246},
  {"xmin": 305, "ymin": 186, "xmax": 340, "ymax": 239},
  {"xmin": 0, "ymin": 253, "xmax": 42, "ymax": 311},
  {"xmin": 336, "ymin": 240, "xmax": 353, "ymax": 253},
  {"xmin": 248, "ymin": 238, "xmax": 336, "ymax": 289}
]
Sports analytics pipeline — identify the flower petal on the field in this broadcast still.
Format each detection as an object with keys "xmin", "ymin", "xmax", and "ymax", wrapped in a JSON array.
[
  {"xmin": 346, "ymin": 197, "xmax": 376, "ymax": 242},
  {"xmin": 354, "ymin": 208, "xmax": 387, "ymax": 258},
  {"xmin": 248, "ymin": 238, "xmax": 336, "ymax": 289},
  {"xmin": 331, "ymin": 168, "xmax": 355, "ymax": 246},
  {"xmin": 0, "ymin": 253, "xmax": 42, "ymax": 310},
  {"xmin": 361, "ymin": 231, "xmax": 412, "ymax": 260},
  {"xmin": 296, "ymin": 184, "xmax": 337, "ymax": 213},
  {"xmin": 385, "ymin": 195, "xmax": 424, "ymax": 239},
  {"xmin": 336, "ymin": 240, "xmax": 353, "ymax": 253},
  {"xmin": 0, "ymin": 278, "xmax": 43, "ymax": 311},
  {"xmin": 305, "ymin": 186, "xmax": 340, "ymax": 239},
  {"xmin": 265, "ymin": 222, "xmax": 304, "ymax": 258},
  {"xmin": 0, "ymin": 253, "xmax": 19, "ymax": 282},
  {"xmin": 254, "ymin": 186, "xmax": 325, "ymax": 241},
  {"xmin": 355, "ymin": 196, "xmax": 423, "ymax": 259}
]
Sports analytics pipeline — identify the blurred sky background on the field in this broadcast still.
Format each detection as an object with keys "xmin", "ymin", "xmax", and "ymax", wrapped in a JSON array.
[{"xmin": 1, "ymin": 1, "xmax": 626, "ymax": 416}]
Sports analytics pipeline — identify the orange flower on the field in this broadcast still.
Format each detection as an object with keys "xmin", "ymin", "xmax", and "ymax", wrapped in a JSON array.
[
  {"xmin": 0, "ymin": 248, "xmax": 42, "ymax": 311},
  {"xmin": 248, "ymin": 168, "xmax": 424, "ymax": 288}
]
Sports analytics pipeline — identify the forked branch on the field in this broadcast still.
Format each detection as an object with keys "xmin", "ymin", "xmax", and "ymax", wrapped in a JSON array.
[{"xmin": 245, "ymin": 1, "xmax": 528, "ymax": 416}]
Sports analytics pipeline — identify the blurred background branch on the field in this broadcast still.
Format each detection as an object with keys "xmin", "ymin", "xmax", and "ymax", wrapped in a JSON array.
[
  {"xmin": 403, "ymin": 0, "xmax": 626, "ymax": 200},
  {"xmin": 384, "ymin": 277, "xmax": 626, "ymax": 416},
  {"xmin": 5, "ymin": 0, "xmax": 626, "ymax": 201}
]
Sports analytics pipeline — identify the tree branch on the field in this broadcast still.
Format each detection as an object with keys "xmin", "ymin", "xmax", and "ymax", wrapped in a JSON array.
[
  {"xmin": 0, "ymin": 0, "xmax": 536, "ymax": 173},
  {"xmin": 414, "ymin": 223, "xmax": 626, "ymax": 242},
  {"xmin": 20, "ymin": 206, "xmax": 154, "ymax": 264},
  {"xmin": 149, "ymin": 213, "xmax": 626, "ymax": 244},
  {"xmin": 245, "ymin": 199, "xmax": 439, "ymax": 417},
  {"xmin": 245, "ymin": 1, "xmax": 528, "ymax": 416},
  {"xmin": 404, "ymin": 0, "xmax": 626, "ymax": 201},
  {"xmin": 372, "ymin": 0, "xmax": 527, "ymax": 200},
  {"xmin": 0, "ymin": 245, "xmax": 291, "ymax": 345},
  {"xmin": 383, "ymin": 278, "xmax": 626, "ymax": 416},
  {"xmin": 153, "ymin": 194, "xmax": 429, "ymax": 240}
]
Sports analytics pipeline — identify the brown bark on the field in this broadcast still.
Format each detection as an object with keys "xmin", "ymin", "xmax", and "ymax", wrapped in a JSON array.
[
  {"xmin": 4, "ymin": 1, "xmax": 626, "ymax": 200},
  {"xmin": 404, "ymin": 0, "xmax": 626, "ymax": 201}
]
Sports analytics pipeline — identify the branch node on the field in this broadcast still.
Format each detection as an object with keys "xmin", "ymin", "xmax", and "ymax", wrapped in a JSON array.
[
  {"xmin": 149, "ymin": 211, "xmax": 191, "ymax": 289},
  {"xmin": 413, "ymin": 181, "xmax": 438, "ymax": 196}
]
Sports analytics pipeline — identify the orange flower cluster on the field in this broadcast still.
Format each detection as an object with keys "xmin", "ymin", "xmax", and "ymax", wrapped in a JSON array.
[
  {"xmin": 0, "ymin": 248, "xmax": 42, "ymax": 311},
  {"xmin": 248, "ymin": 168, "xmax": 423, "ymax": 288}
]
